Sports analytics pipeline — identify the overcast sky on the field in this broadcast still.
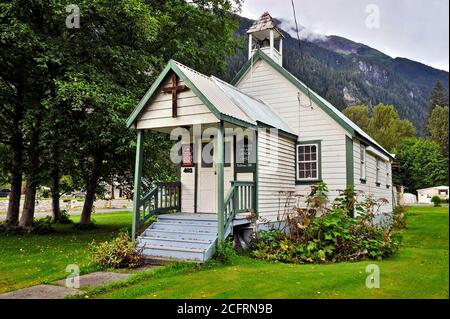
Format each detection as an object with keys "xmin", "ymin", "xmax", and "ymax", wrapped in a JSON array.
[{"xmin": 241, "ymin": 0, "xmax": 449, "ymax": 71}]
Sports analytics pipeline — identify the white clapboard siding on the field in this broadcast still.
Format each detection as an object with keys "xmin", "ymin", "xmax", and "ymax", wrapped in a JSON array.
[
  {"xmin": 353, "ymin": 139, "xmax": 393, "ymax": 214},
  {"xmin": 257, "ymin": 129, "xmax": 296, "ymax": 222},
  {"xmin": 236, "ymin": 59, "xmax": 349, "ymax": 204},
  {"xmin": 136, "ymin": 78, "xmax": 218, "ymax": 129}
]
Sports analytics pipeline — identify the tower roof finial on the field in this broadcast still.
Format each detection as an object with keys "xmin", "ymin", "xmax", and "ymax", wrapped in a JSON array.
[{"xmin": 247, "ymin": 12, "xmax": 284, "ymax": 37}]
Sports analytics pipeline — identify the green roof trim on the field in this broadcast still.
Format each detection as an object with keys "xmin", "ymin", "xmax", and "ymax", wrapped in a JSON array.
[
  {"xmin": 126, "ymin": 62, "xmax": 173, "ymax": 128},
  {"xmin": 127, "ymin": 60, "xmax": 256, "ymax": 130},
  {"xmin": 231, "ymin": 50, "xmax": 355, "ymax": 135}
]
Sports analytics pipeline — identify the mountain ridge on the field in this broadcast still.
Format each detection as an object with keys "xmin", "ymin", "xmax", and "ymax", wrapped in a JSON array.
[{"xmin": 226, "ymin": 16, "xmax": 449, "ymax": 135}]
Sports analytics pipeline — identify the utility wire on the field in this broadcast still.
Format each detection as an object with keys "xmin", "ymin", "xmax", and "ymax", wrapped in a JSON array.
[{"xmin": 291, "ymin": 0, "xmax": 313, "ymax": 110}]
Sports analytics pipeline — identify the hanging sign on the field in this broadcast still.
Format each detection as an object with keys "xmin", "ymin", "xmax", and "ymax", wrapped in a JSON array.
[
  {"xmin": 181, "ymin": 144, "xmax": 194, "ymax": 167},
  {"xmin": 236, "ymin": 137, "xmax": 255, "ymax": 172}
]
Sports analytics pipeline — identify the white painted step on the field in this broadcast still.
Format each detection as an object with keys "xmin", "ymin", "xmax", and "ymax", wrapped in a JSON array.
[
  {"xmin": 151, "ymin": 222, "xmax": 216, "ymax": 233},
  {"xmin": 144, "ymin": 229, "xmax": 216, "ymax": 241},
  {"xmin": 158, "ymin": 214, "xmax": 217, "ymax": 222},
  {"xmin": 138, "ymin": 244, "xmax": 206, "ymax": 262},
  {"xmin": 155, "ymin": 218, "xmax": 217, "ymax": 226},
  {"xmin": 137, "ymin": 236, "xmax": 212, "ymax": 250}
]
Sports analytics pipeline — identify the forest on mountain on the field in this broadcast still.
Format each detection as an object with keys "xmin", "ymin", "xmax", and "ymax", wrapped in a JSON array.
[{"xmin": 225, "ymin": 16, "xmax": 449, "ymax": 135}]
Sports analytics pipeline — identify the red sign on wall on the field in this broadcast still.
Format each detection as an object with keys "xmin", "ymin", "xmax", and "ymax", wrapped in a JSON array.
[{"xmin": 181, "ymin": 144, "xmax": 194, "ymax": 167}]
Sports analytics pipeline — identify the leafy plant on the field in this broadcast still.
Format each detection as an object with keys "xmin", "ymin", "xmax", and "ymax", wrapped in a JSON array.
[
  {"xmin": 392, "ymin": 205, "xmax": 407, "ymax": 230},
  {"xmin": 30, "ymin": 216, "xmax": 55, "ymax": 235},
  {"xmin": 214, "ymin": 239, "xmax": 237, "ymax": 264},
  {"xmin": 89, "ymin": 232, "xmax": 142, "ymax": 269},
  {"xmin": 431, "ymin": 196, "xmax": 442, "ymax": 207},
  {"xmin": 54, "ymin": 210, "xmax": 73, "ymax": 224},
  {"xmin": 252, "ymin": 182, "xmax": 401, "ymax": 264},
  {"xmin": 0, "ymin": 217, "xmax": 55, "ymax": 235}
]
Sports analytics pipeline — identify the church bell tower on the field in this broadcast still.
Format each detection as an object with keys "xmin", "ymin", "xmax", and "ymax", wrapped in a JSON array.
[{"xmin": 247, "ymin": 12, "xmax": 284, "ymax": 66}]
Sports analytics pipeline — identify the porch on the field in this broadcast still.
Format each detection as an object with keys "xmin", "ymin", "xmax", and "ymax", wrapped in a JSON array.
[{"xmin": 131, "ymin": 125, "xmax": 257, "ymax": 262}]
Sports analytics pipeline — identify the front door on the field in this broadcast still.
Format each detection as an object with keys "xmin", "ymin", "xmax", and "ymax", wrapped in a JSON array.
[
  {"xmin": 197, "ymin": 136, "xmax": 234, "ymax": 214},
  {"xmin": 198, "ymin": 139, "xmax": 216, "ymax": 214}
]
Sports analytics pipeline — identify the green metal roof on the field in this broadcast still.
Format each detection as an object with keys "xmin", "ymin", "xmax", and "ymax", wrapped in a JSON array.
[{"xmin": 127, "ymin": 60, "xmax": 298, "ymax": 139}]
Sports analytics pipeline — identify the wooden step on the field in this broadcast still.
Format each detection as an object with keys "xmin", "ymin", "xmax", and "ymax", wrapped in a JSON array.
[
  {"xmin": 143, "ymin": 229, "xmax": 217, "ymax": 241},
  {"xmin": 151, "ymin": 222, "xmax": 217, "ymax": 233},
  {"xmin": 137, "ymin": 236, "xmax": 213, "ymax": 250}
]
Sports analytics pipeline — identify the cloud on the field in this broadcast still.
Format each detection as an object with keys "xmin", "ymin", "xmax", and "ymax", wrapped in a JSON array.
[
  {"xmin": 241, "ymin": 0, "xmax": 449, "ymax": 71},
  {"xmin": 277, "ymin": 18, "xmax": 327, "ymax": 41}
]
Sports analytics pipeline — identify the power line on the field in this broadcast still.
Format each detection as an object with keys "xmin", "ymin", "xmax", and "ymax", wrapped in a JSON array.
[{"xmin": 291, "ymin": 0, "xmax": 313, "ymax": 110}]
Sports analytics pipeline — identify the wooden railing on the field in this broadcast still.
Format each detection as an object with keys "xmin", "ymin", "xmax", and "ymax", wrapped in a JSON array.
[
  {"xmin": 223, "ymin": 181, "xmax": 255, "ymax": 235},
  {"xmin": 135, "ymin": 181, "xmax": 181, "ymax": 234}
]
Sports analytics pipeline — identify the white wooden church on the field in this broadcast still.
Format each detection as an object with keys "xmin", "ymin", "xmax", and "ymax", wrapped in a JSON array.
[{"xmin": 127, "ymin": 12, "xmax": 394, "ymax": 262}]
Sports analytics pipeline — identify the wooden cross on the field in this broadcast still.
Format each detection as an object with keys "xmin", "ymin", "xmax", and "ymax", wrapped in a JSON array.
[{"xmin": 162, "ymin": 73, "xmax": 189, "ymax": 118}]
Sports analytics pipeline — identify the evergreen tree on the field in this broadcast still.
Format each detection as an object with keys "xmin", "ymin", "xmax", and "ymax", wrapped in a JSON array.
[
  {"xmin": 427, "ymin": 106, "xmax": 449, "ymax": 157},
  {"xmin": 428, "ymin": 80, "xmax": 449, "ymax": 115}
]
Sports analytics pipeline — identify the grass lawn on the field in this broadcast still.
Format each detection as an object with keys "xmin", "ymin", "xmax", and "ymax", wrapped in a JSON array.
[
  {"xmin": 88, "ymin": 206, "xmax": 449, "ymax": 299},
  {"xmin": 0, "ymin": 212, "xmax": 132, "ymax": 294},
  {"xmin": 0, "ymin": 206, "xmax": 448, "ymax": 298}
]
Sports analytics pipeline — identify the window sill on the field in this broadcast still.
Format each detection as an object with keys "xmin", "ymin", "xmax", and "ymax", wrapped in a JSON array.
[
  {"xmin": 296, "ymin": 179, "xmax": 322, "ymax": 185},
  {"xmin": 360, "ymin": 178, "xmax": 367, "ymax": 184},
  {"xmin": 376, "ymin": 182, "xmax": 381, "ymax": 187}
]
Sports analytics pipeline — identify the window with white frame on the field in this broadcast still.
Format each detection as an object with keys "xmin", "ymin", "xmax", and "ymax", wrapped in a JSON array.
[
  {"xmin": 375, "ymin": 157, "xmax": 380, "ymax": 185},
  {"xmin": 360, "ymin": 144, "xmax": 366, "ymax": 181},
  {"xmin": 297, "ymin": 143, "xmax": 319, "ymax": 180}
]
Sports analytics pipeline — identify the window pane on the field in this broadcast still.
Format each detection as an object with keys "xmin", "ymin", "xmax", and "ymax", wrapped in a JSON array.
[{"xmin": 297, "ymin": 143, "xmax": 319, "ymax": 180}]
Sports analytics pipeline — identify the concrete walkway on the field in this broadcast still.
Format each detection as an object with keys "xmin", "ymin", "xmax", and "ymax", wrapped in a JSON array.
[{"xmin": 0, "ymin": 271, "xmax": 132, "ymax": 299}]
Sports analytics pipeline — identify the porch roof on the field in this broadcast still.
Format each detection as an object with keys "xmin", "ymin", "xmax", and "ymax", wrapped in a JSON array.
[{"xmin": 127, "ymin": 60, "xmax": 297, "ymax": 138}]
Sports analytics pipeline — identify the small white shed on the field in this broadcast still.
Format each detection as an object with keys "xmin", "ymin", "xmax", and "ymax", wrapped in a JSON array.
[{"xmin": 417, "ymin": 186, "xmax": 449, "ymax": 204}]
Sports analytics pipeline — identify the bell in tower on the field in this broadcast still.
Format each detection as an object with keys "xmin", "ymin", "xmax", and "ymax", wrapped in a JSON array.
[{"xmin": 247, "ymin": 12, "xmax": 284, "ymax": 66}]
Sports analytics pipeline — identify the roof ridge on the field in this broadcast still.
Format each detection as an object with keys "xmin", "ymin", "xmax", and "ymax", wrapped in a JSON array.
[{"xmin": 170, "ymin": 59, "xmax": 211, "ymax": 80}]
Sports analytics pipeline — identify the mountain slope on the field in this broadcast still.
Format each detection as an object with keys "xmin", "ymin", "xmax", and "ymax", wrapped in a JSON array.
[{"xmin": 226, "ymin": 17, "xmax": 449, "ymax": 135}]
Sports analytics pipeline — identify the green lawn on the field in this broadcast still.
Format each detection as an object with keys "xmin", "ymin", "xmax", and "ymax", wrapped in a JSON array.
[
  {"xmin": 0, "ymin": 212, "xmax": 132, "ymax": 294},
  {"xmin": 0, "ymin": 206, "xmax": 448, "ymax": 298},
  {"xmin": 89, "ymin": 206, "xmax": 449, "ymax": 299}
]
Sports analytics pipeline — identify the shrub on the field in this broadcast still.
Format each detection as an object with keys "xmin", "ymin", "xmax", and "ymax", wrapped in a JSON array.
[
  {"xmin": 55, "ymin": 210, "xmax": 73, "ymax": 224},
  {"xmin": 392, "ymin": 205, "xmax": 407, "ymax": 230},
  {"xmin": 89, "ymin": 232, "xmax": 142, "ymax": 269},
  {"xmin": 214, "ymin": 239, "xmax": 237, "ymax": 264},
  {"xmin": 0, "ymin": 222, "xmax": 25, "ymax": 235},
  {"xmin": 431, "ymin": 196, "xmax": 442, "ymax": 207},
  {"xmin": 0, "ymin": 217, "xmax": 55, "ymax": 235},
  {"xmin": 252, "ymin": 210, "xmax": 401, "ymax": 263},
  {"xmin": 31, "ymin": 216, "xmax": 55, "ymax": 235},
  {"xmin": 251, "ymin": 182, "xmax": 402, "ymax": 264}
]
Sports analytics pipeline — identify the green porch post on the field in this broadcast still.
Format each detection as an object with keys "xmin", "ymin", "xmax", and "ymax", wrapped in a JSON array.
[
  {"xmin": 132, "ymin": 130, "xmax": 144, "ymax": 240},
  {"xmin": 217, "ymin": 121, "xmax": 225, "ymax": 247}
]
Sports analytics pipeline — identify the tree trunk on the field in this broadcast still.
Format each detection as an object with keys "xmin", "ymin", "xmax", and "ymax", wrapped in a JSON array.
[
  {"xmin": 19, "ymin": 178, "xmax": 37, "ymax": 229},
  {"xmin": 80, "ymin": 153, "xmax": 103, "ymax": 225},
  {"xmin": 50, "ymin": 166, "xmax": 61, "ymax": 223},
  {"xmin": 5, "ymin": 134, "xmax": 23, "ymax": 226},
  {"xmin": 19, "ymin": 123, "xmax": 41, "ymax": 229}
]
